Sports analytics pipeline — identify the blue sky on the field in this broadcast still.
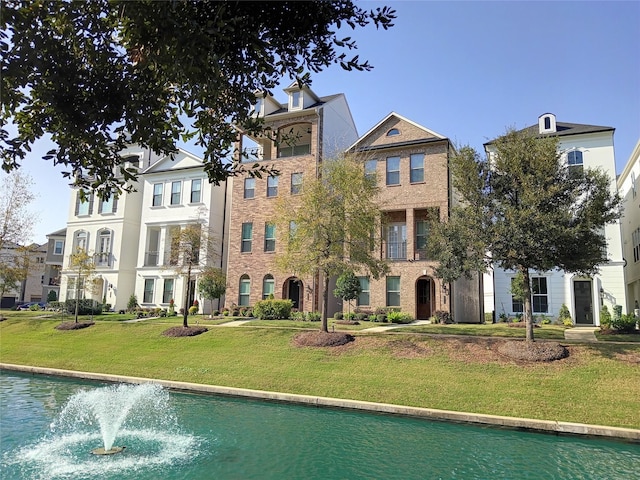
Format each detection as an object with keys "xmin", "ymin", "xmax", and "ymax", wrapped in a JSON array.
[{"xmin": 10, "ymin": 0, "xmax": 640, "ymax": 244}]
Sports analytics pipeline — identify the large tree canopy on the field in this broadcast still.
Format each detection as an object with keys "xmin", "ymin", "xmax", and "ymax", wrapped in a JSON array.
[
  {"xmin": 429, "ymin": 129, "xmax": 621, "ymax": 341},
  {"xmin": 1, "ymin": 0, "xmax": 395, "ymax": 195}
]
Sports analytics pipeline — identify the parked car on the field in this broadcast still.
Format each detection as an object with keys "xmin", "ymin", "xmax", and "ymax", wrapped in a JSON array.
[{"xmin": 16, "ymin": 302, "xmax": 46, "ymax": 311}]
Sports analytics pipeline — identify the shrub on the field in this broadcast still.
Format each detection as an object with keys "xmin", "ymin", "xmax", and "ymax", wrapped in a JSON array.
[
  {"xmin": 334, "ymin": 312, "xmax": 344, "ymax": 320},
  {"xmin": 103, "ymin": 303, "xmax": 112, "ymax": 312},
  {"xmin": 49, "ymin": 301, "xmax": 64, "ymax": 312},
  {"xmin": 307, "ymin": 311, "xmax": 321, "ymax": 322},
  {"xmin": 376, "ymin": 314, "xmax": 387, "ymax": 323},
  {"xmin": 600, "ymin": 305, "xmax": 612, "ymax": 329},
  {"xmin": 374, "ymin": 306, "xmax": 387, "ymax": 315},
  {"xmin": 29, "ymin": 303, "xmax": 43, "ymax": 311},
  {"xmin": 498, "ymin": 312, "xmax": 508, "ymax": 323},
  {"xmin": 127, "ymin": 294, "xmax": 138, "ymax": 312},
  {"xmin": 611, "ymin": 312, "xmax": 637, "ymax": 333},
  {"xmin": 354, "ymin": 312, "xmax": 367, "ymax": 321},
  {"xmin": 64, "ymin": 299, "xmax": 103, "ymax": 315},
  {"xmin": 434, "ymin": 310, "xmax": 452, "ymax": 324},
  {"xmin": 484, "ymin": 311, "xmax": 494, "ymax": 323},
  {"xmin": 344, "ymin": 312, "xmax": 355, "ymax": 321},
  {"xmin": 189, "ymin": 306, "xmax": 198, "ymax": 315},
  {"xmin": 159, "ymin": 309, "xmax": 167, "ymax": 317},
  {"xmin": 387, "ymin": 311, "xmax": 413, "ymax": 324},
  {"xmin": 212, "ymin": 309, "xmax": 219, "ymax": 316},
  {"xmin": 291, "ymin": 311, "xmax": 306, "ymax": 321},
  {"xmin": 252, "ymin": 299, "xmax": 293, "ymax": 320},
  {"xmin": 368, "ymin": 314, "xmax": 377, "ymax": 322},
  {"xmin": 563, "ymin": 318, "xmax": 573, "ymax": 327},
  {"xmin": 47, "ymin": 290, "xmax": 58, "ymax": 302}
]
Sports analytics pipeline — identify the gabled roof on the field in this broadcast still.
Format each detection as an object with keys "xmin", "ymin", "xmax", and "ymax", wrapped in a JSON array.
[
  {"xmin": 142, "ymin": 148, "xmax": 204, "ymax": 175},
  {"xmin": 46, "ymin": 228, "xmax": 67, "ymax": 237},
  {"xmin": 348, "ymin": 112, "xmax": 447, "ymax": 152},
  {"xmin": 484, "ymin": 121, "xmax": 615, "ymax": 146},
  {"xmin": 262, "ymin": 93, "xmax": 343, "ymax": 118}
]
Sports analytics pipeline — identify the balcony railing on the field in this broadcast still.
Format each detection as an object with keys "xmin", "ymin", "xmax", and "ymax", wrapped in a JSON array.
[
  {"xmin": 386, "ymin": 241, "xmax": 407, "ymax": 261},
  {"xmin": 94, "ymin": 252, "xmax": 112, "ymax": 267},
  {"xmin": 144, "ymin": 251, "xmax": 159, "ymax": 267}
]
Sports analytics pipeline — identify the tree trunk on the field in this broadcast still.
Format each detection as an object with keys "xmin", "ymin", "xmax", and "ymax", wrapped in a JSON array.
[
  {"xmin": 182, "ymin": 266, "xmax": 191, "ymax": 328},
  {"xmin": 320, "ymin": 271, "xmax": 329, "ymax": 333},
  {"xmin": 74, "ymin": 272, "xmax": 80, "ymax": 323},
  {"xmin": 519, "ymin": 266, "xmax": 535, "ymax": 342}
]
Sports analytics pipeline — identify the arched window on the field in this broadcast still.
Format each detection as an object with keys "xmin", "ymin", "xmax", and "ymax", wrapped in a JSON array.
[
  {"xmin": 386, "ymin": 128, "xmax": 400, "ymax": 136},
  {"xmin": 263, "ymin": 274, "xmax": 275, "ymax": 299},
  {"xmin": 73, "ymin": 230, "xmax": 88, "ymax": 252},
  {"xmin": 96, "ymin": 229, "xmax": 113, "ymax": 267},
  {"xmin": 239, "ymin": 274, "xmax": 251, "ymax": 306}
]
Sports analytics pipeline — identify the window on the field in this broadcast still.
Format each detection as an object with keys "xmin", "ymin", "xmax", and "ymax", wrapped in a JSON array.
[
  {"xmin": 415, "ymin": 220, "xmax": 430, "ymax": 257},
  {"xmin": 66, "ymin": 276, "xmax": 85, "ymax": 300},
  {"xmin": 241, "ymin": 223, "xmax": 253, "ymax": 252},
  {"xmin": 387, "ymin": 224, "xmax": 407, "ymax": 260},
  {"xmin": 162, "ymin": 279, "xmax": 174, "ymax": 303},
  {"xmin": 75, "ymin": 193, "xmax": 92, "ymax": 216},
  {"xmin": 289, "ymin": 220, "xmax": 298, "ymax": 239},
  {"xmin": 262, "ymin": 274, "xmax": 275, "ymax": 299},
  {"xmin": 632, "ymin": 172, "xmax": 637, "ymax": 198},
  {"xmin": 98, "ymin": 195, "xmax": 116, "ymax": 214},
  {"xmin": 386, "ymin": 128, "xmax": 400, "ymax": 136},
  {"xmin": 291, "ymin": 90, "xmax": 301, "ymax": 109},
  {"xmin": 386, "ymin": 276, "xmax": 401, "ymax": 307},
  {"xmin": 410, "ymin": 153, "xmax": 424, "ymax": 183},
  {"xmin": 74, "ymin": 231, "xmax": 88, "ymax": 252},
  {"xmin": 511, "ymin": 277, "xmax": 524, "ymax": 313},
  {"xmin": 244, "ymin": 178, "xmax": 255, "ymax": 199},
  {"xmin": 54, "ymin": 240, "xmax": 64, "ymax": 255},
  {"xmin": 365, "ymin": 160, "xmax": 377, "ymax": 182},
  {"xmin": 291, "ymin": 173, "xmax": 303, "ymax": 194},
  {"xmin": 568, "ymin": 150, "xmax": 583, "ymax": 177},
  {"xmin": 267, "ymin": 175, "xmax": 278, "ymax": 197},
  {"xmin": 96, "ymin": 230, "xmax": 111, "ymax": 266},
  {"xmin": 264, "ymin": 223, "xmax": 276, "ymax": 252},
  {"xmin": 253, "ymin": 98, "xmax": 263, "ymax": 115},
  {"xmin": 357, "ymin": 277, "xmax": 370, "ymax": 306},
  {"xmin": 532, "ymin": 277, "xmax": 548, "ymax": 313},
  {"xmin": 634, "ymin": 228, "xmax": 640, "ymax": 262},
  {"xmin": 544, "ymin": 117, "xmax": 551, "ymax": 130},
  {"xmin": 386, "ymin": 156, "xmax": 400, "ymax": 185},
  {"xmin": 190, "ymin": 179, "xmax": 202, "ymax": 203},
  {"xmin": 170, "ymin": 181, "xmax": 181, "ymax": 205},
  {"xmin": 143, "ymin": 279, "xmax": 155, "ymax": 303},
  {"xmin": 239, "ymin": 275, "xmax": 251, "ymax": 306},
  {"xmin": 152, "ymin": 183, "xmax": 163, "ymax": 206}
]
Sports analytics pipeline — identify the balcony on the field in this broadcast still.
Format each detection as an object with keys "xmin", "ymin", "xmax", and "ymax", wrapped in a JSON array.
[
  {"xmin": 94, "ymin": 252, "xmax": 112, "ymax": 268},
  {"xmin": 144, "ymin": 251, "xmax": 159, "ymax": 267},
  {"xmin": 386, "ymin": 241, "xmax": 407, "ymax": 261}
]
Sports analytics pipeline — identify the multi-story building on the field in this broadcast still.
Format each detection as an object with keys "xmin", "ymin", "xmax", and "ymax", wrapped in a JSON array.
[
  {"xmin": 135, "ymin": 149, "xmax": 229, "ymax": 314},
  {"xmin": 0, "ymin": 241, "xmax": 46, "ymax": 307},
  {"xmin": 225, "ymin": 83, "xmax": 359, "ymax": 312},
  {"xmin": 484, "ymin": 113, "xmax": 626, "ymax": 325},
  {"xmin": 348, "ymin": 113, "xmax": 483, "ymax": 322},
  {"xmin": 617, "ymin": 139, "xmax": 640, "ymax": 314},
  {"xmin": 41, "ymin": 228, "xmax": 66, "ymax": 302}
]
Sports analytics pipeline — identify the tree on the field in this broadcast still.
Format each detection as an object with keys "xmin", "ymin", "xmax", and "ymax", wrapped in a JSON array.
[
  {"xmin": 197, "ymin": 266, "xmax": 226, "ymax": 315},
  {"xmin": 334, "ymin": 270, "xmax": 361, "ymax": 317},
  {"xmin": 0, "ymin": 172, "xmax": 37, "ymax": 251},
  {"xmin": 429, "ymin": 129, "xmax": 621, "ymax": 342},
  {"xmin": 68, "ymin": 247, "xmax": 97, "ymax": 323},
  {"xmin": 275, "ymin": 155, "xmax": 389, "ymax": 332},
  {"xmin": 2, "ymin": 1, "xmax": 395, "ymax": 195}
]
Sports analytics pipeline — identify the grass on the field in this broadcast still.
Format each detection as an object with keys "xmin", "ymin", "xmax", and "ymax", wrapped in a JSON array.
[
  {"xmin": 1, "ymin": 315, "xmax": 639, "ymax": 430},
  {"xmin": 399, "ymin": 322, "xmax": 568, "ymax": 340}
]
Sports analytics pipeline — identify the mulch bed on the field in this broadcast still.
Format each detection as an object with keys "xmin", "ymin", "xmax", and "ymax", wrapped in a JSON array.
[
  {"xmin": 55, "ymin": 321, "xmax": 95, "ymax": 330},
  {"xmin": 162, "ymin": 326, "xmax": 208, "ymax": 337},
  {"xmin": 293, "ymin": 331, "xmax": 355, "ymax": 347},
  {"xmin": 497, "ymin": 340, "xmax": 569, "ymax": 362}
]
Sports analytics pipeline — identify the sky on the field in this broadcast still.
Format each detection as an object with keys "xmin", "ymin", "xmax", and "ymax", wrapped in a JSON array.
[{"xmin": 7, "ymin": 0, "xmax": 640, "ymax": 245}]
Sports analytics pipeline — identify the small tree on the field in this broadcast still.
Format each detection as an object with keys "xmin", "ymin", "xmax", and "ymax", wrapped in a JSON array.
[
  {"xmin": 198, "ymin": 266, "xmax": 226, "ymax": 315},
  {"xmin": 68, "ymin": 247, "xmax": 96, "ymax": 323},
  {"xmin": 334, "ymin": 270, "xmax": 361, "ymax": 317},
  {"xmin": 275, "ymin": 154, "xmax": 389, "ymax": 332},
  {"xmin": 127, "ymin": 294, "xmax": 138, "ymax": 312}
]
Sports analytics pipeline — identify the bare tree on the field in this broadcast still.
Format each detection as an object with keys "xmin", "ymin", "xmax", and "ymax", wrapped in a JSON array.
[{"xmin": 0, "ymin": 171, "xmax": 38, "ymax": 251}]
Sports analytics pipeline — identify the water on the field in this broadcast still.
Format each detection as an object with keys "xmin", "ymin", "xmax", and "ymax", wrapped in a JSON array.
[{"xmin": 1, "ymin": 372, "xmax": 639, "ymax": 480}]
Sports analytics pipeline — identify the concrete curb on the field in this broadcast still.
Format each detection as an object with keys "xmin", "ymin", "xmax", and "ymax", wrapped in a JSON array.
[{"xmin": 2, "ymin": 363, "xmax": 638, "ymax": 442}]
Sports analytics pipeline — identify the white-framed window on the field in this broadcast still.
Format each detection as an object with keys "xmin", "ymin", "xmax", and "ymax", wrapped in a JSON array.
[
  {"xmin": 290, "ymin": 90, "xmax": 301, "ymax": 109},
  {"xmin": 190, "ymin": 179, "xmax": 202, "ymax": 203},
  {"xmin": 253, "ymin": 97, "xmax": 263, "ymax": 116},
  {"xmin": 143, "ymin": 278, "xmax": 155, "ymax": 303},
  {"xmin": 633, "ymin": 228, "xmax": 640, "ymax": 263},
  {"xmin": 152, "ymin": 183, "xmax": 163, "ymax": 206},
  {"xmin": 386, "ymin": 276, "xmax": 401, "ymax": 307},
  {"xmin": 73, "ymin": 230, "xmax": 88, "ymax": 252},
  {"xmin": 98, "ymin": 194, "xmax": 116, "ymax": 214},
  {"xmin": 75, "ymin": 192, "xmax": 92, "ymax": 216},
  {"xmin": 241, "ymin": 222, "xmax": 253, "ymax": 253},
  {"xmin": 262, "ymin": 274, "xmax": 275, "ymax": 299},
  {"xmin": 410, "ymin": 153, "xmax": 424, "ymax": 183},
  {"xmin": 54, "ymin": 240, "xmax": 64, "ymax": 255},
  {"xmin": 387, "ymin": 128, "xmax": 400, "ymax": 136},
  {"xmin": 511, "ymin": 276, "xmax": 548, "ymax": 313},
  {"xmin": 365, "ymin": 160, "xmax": 377, "ymax": 182},
  {"xmin": 239, "ymin": 274, "xmax": 251, "ymax": 306},
  {"xmin": 357, "ymin": 277, "xmax": 370, "ymax": 306},
  {"xmin": 244, "ymin": 178, "xmax": 255, "ymax": 199},
  {"xmin": 291, "ymin": 173, "xmax": 303, "ymax": 195},
  {"xmin": 264, "ymin": 223, "xmax": 276, "ymax": 252},
  {"xmin": 96, "ymin": 229, "xmax": 112, "ymax": 266},
  {"xmin": 267, "ymin": 175, "xmax": 278, "ymax": 197},
  {"xmin": 170, "ymin": 181, "xmax": 182, "ymax": 205},
  {"xmin": 386, "ymin": 156, "xmax": 400, "ymax": 186},
  {"xmin": 162, "ymin": 278, "xmax": 174, "ymax": 303},
  {"xmin": 568, "ymin": 150, "xmax": 584, "ymax": 177},
  {"xmin": 386, "ymin": 223, "xmax": 407, "ymax": 260}
]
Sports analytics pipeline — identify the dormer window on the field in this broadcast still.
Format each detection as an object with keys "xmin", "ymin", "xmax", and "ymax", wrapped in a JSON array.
[
  {"xmin": 538, "ymin": 113, "xmax": 556, "ymax": 134},
  {"xmin": 386, "ymin": 128, "xmax": 400, "ymax": 136},
  {"xmin": 290, "ymin": 90, "xmax": 302, "ymax": 110},
  {"xmin": 253, "ymin": 98, "xmax": 263, "ymax": 116}
]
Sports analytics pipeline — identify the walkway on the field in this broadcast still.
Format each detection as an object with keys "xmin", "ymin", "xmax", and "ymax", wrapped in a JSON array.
[
  {"xmin": 563, "ymin": 327, "xmax": 599, "ymax": 342},
  {"xmin": 361, "ymin": 319, "xmax": 430, "ymax": 333}
]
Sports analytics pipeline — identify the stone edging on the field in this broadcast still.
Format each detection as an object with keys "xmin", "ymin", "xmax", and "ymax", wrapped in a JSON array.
[{"xmin": 2, "ymin": 363, "xmax": 638, "ymax": 442}]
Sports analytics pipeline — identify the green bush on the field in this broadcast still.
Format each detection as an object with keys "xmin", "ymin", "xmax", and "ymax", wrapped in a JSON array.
[
  {"xmin": 189, "ymin": 306, "xmax": 198, "ymax": 315},
  {"xmin": 334, "ymin": 312, "xmax": 344, "ymax": 320},
  {"xmin": 600, "ymin": 305, "xmax": 612, "ymax": 329},
  {"xmin": 307, "ymin": 311, "xmax": 321, "ymax": 322},
  {"xmin": 387, "ymin": 311, "xmax": 413, "ymax": 324},
  {"xmin": 611, "ymin": 313, "xmax": 637, "ymax": 333},
  {"xmin": 64, "ymin": 299, "xmax": 103, "ymax": 315},
  {"xmin": 127, "ymin": 294, "xmax": 138, "ymax": 312},
  {"xmin": 368, "ymin": 314, "xmax": 377, "ymax": 322},
  {"xmin": 484, "ymin": 311, "xmax": 494, "ymax": 323},
  {"xmin": 103, "ymin": 303, "xmax": 112, "ymax": 312},
  {"xmin": 354, "ymin": 312, "xmax": 367, "ymax": 321},
  {"xmin": 434, "ymin": 310, "xmax": 452, "ymax": 324},
  {"xmin": 159, "ymin": 309, "xmax": 167, "ymax": 317},
  {"xmin": 558, "ymin": 304, "xmax": 572, "ymax": 325},
  {"xmin": 376, "ymin": 314, "xmax": 387, "ymax": 323},
  {"xmin": 29, "ymin": 303, "xmax": 43, "ymax": 311},
  {"xmin": 252, "ymin": 299, "xmax": 293, "ymax": 320},
  {"xmin": 49, "ymin": 301, "xmax": 64, "ymax": 312},
  {"xmin": 344, "ymin": 312, "xmax": 355, "ymax": 321}
]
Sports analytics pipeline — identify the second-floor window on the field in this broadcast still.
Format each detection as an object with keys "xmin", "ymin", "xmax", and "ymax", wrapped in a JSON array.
[
  {"xmin": 190, "ymin": 179, "xmax": 202, "ymax": 203},
  {"xmin": 96, "ymin": 230, "xmax": 112, "ymax": 266},
  {"xmin": 241, "ymin": 223, "xmax": 253, "ymax": 253},
  {"xmin": 568, "ymin": 150, "xmax": 583, "ymax": 177},
  {"xmin": 170, "ymin": 181, "xmax": 181, "ymax": 205},
  {"xmin": 386, "ymin": 157, "xmax": 400, "ymax": 186},
  {"xmin": 98, "ymin": 195, "xmax": 116, "ymax": 214},
  {"xmin": 365, "ymin": 160, "xmax": 377, "ymax": 182},
  {"xmin": 75, "ymin": 192, "xmax": 93, "ymax": 216},
  {"xmin": 267, "ymin": 176, "xmax": 278, "ymax": 197},
  {"xmin": 74, "ymin": 231, "xmax": 88, "ymax": 252},
  {"xmin": 152, "ymin": 183, "xmax": 163, "ymax": 206},
  {"xmin": 633, "ymin": 228, "xmax": 640, "ymax": 262},
  {"xmin": 291, "ymin": 173, "xmax": 303, "ymax": 194},
  {"xmin": 244, "ymin": 178, "xmax": 255, "ymax": 199},
  {"xmin": 387, "ymin": 224, "xmax": 407, "ymax": 260},
  {"xmin": 410, "ymin": 153, "xmax": 424, "ymax": 183},
  {"xmin": 264, "ymin": 223, "xmax": 276, "ymax": 252},
  {"xmin": 54, "ymin": 240, "xmax": 64, "ymax": 255}
]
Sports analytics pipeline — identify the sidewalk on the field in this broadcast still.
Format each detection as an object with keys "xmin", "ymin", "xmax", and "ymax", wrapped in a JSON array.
[
  {"xmin": 563, "ymin": 327, "xmax": 598, "ymax": 342},
  {"xmin": 361, "ymin": 319, "xmax": 430, "ymax": 333}
]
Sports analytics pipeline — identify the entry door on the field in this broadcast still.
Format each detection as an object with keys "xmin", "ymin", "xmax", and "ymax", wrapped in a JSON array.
[
  {"xmin": 574, "ymin": 281, "xmax": 593, "ymax": 325},
  {"xmin": 416, "ymin": 278, "xmax": 432, "ymax": 320},
  {"xmin": 288, "ymin": 279, "xmax": 300, "ymax": 310}
]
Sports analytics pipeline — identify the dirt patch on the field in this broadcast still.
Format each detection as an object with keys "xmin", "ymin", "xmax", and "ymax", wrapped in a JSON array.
[
  {"xmin": 387, "ymin": 339, "xmax": 432, "ymax": 359},
  {"xmin": 55, "ymin": 321, "xmax": 95, "ymax": 330},
  {"xmin": 614, "ymin": 351, "xmax": 640, "ymax": 365},
  {"xmin": 497, "ymin": 340, "xmax": 569, "ymax": 362},
  {"xmin": 162, "ymin": 326, "xmax": 208, "ymax": 337},
  {"xmin": 293, "ymin": 331, "xmax": 355, "ymax": 347}
]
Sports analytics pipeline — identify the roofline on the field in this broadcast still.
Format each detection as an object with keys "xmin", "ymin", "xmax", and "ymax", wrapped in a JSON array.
[{"xmin": 351, "ymin": 136, "xmax": 450, "ymax": 153}]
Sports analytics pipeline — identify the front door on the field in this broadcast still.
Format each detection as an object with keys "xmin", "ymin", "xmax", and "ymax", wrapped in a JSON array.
[
  {"xmin": 416, "ymin": 278, "xmax": 433, "ymax": 320},
  {"xmin": 574, "ymin": 281, "xmax": 593, "ymax": 325},
  {"xmin": 287, "ymin": 279, "xmax": 301, "ymax": 310}
]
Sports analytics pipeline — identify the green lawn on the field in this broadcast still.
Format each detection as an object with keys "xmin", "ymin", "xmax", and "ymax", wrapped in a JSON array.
[{"xmin": 1, "ymin": 315, "xmax": 639, "ymax": 430}]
